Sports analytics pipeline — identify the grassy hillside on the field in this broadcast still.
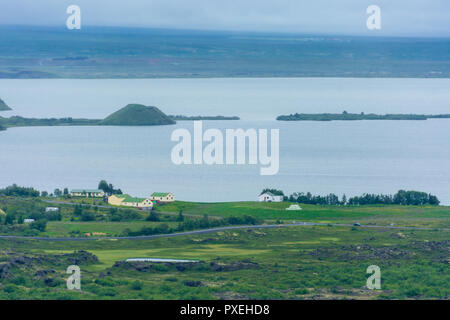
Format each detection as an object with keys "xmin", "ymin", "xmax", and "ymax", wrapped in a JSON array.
[
  {"xmin": 1, "ymin": 225, "xmax": 449, "ymax": 299},
  {"xmin": 101, "ymin": 104, "xmax": 176, "ymax": 126},
  {"xmin": 0, "ymin": 98, "xmax": 12, "ymax": 111},
  {"xmin": 0, "ymin": 196, "xmax": 448, "ymax": 299},
  {"xmin": 158, "ymin": 201, "xmax": 450, "ymax": 228}
]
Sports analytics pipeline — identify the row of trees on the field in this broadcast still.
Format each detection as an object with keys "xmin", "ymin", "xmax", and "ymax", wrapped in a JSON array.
[
  {"xmin": 284, "ymin": 190, "xmax": 440, "ymax": 206},
  {"xmin": 347, "ymin": 190, "xmax": 440, "ymax": 206},
  {"xmin": 0, "ymin": 184, "xmax": 40, "ymax": 197},
  {"xmin": 98, "ymin": 180, "xmax": 122, "ymax": 196}
]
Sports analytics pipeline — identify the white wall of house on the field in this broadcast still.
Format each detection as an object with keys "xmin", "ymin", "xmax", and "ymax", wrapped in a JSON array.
[{"xmin": 258, "ymin": 193, "xmax": 283, "ymax": 202}]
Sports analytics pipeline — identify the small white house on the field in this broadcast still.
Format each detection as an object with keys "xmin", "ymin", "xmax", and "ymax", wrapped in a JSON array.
[
  {"xmin": 24, "ymin": 219, "xmax": 35, "ymax": 223},
  {"xmin": 45, "ymin": 207, "xmax": 59, "ymax": 212},
  {"xmin": 258, "ymin": 192, "xmax": 283, "ymax": 202}
]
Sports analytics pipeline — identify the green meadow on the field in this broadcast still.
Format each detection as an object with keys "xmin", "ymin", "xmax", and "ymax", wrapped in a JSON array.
[
  {"xmin": 1, "ymin": 224, "xmax": 448, "ymax": 300},
  {"xmin": 0, "ymin": 197, "xmax": 448, "ymax": 300},
  {"xmin": 159, "ymin": 201, "xmax": 450, "ymax": 228}
]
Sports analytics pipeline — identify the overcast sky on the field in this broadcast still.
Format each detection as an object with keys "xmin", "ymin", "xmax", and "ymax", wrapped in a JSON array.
[{"xmin": 1, "ymin": 0, "xmax": 449, "ymax": 36}]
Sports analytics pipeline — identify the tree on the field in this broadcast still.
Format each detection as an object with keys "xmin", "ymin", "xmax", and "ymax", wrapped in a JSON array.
[
  {"xmin": 73, "ymin": 205, "xmax": 83, "ymax": 216},
  {"xmin": 98, "ymin": 180, "xmax": 110, "ymax": 194},
  {"xmin": 342, "ymin": 194, "xmax": 347, "ymax": 205},
  {"xmin": 30, "ymin": 220, "xmax": 47, "ymax": 232},
  {"xmin": 4, "ymin": 214, "xmax": 14, "ymax": 225},
  {"xmin": 41, "ymin": 191, "xmax": 49, "ymax": 197},
  {"xmin": 98, "ymin": 180, "xmax": 121, "ymax": 195},
  {"xmin": 146, "ymin": 211, "xmax": 160, "ymax": 222},
  {"xmin": 63, "ymin": 188, "xmax": 69, "ymax": 195},
  {"xmin": 54, "ymin": 188, "xmax": 62, "ymax": 197},
  {"xmin": 176, "ymin": 210, "xmax": 184, "ymax": 222}
]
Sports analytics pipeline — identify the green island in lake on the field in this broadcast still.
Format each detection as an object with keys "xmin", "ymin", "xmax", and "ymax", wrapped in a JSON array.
[
  {"xmin": 0, "ymin": 98, "xmax": 12, "ymax": 111},
  {"xmin": 0, "ymin": 103, "xmax": 239, "ymax": 132},
  {"xmin": 277, "ymin": 111, "xmax": 450, "ymax": 121}
]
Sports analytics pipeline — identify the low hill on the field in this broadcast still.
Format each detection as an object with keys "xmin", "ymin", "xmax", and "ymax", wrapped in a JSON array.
[
  {"xmin": 0, "ymin": 98, "xmax": 12, "ymax": 111},
  {"xmin": 100, "ymin": 104, "xmax": 175, "ymax": 126}
]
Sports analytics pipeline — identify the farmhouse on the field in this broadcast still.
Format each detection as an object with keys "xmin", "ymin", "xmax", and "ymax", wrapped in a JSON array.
[
  {"xmin": 45, "ymin": 207, "xmax": 59, "ymax": 212},
  {"xmin": 150, "ymin": 192, "xmax": 175, "ymax": 203},
  {"xmin": 70, "ymin": 189, "xmax": 105, "ymax": 198},
  {"xmin": 24, "ymin": 219, "xmax": 35, "ymax": 223},
  {"xmin": 258, "ymin": 191, "xmax": 283, "ymax": 202},
  {"xmin": 108, "ymin": 194, "xmax": 153, "ymax": 209}
]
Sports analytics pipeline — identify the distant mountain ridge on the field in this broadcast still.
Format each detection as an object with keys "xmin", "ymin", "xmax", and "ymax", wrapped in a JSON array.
[{"xmin": 0, "ymin": 98, "xmax": 12, "ymax": 111}]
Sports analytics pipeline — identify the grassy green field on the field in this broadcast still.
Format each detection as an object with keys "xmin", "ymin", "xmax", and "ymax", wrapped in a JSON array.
[
  {"xmin": 0, "ymin": 197, "xmax": 448, "ymax": 300},
  {"xmin": 1, "ymin": 224, "xmax": 448, "ymax": 300},
  {"xmin": 45, "ymin": 221, "xmax": 180, "ymax": 237},
  {"xmin": 159, "ymin": 201, "xmax": 450, "ymax": 228}
]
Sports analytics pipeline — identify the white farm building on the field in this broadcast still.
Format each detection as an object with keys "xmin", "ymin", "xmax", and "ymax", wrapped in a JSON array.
[{"xmin": 258, "ymin": 192, "xmax": 283, "ymax": 202}]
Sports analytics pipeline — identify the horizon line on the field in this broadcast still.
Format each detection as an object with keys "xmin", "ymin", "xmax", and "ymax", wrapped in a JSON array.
[{"xmin": 1, "ymin": 24, "xmax": 450, "ymax": 40}]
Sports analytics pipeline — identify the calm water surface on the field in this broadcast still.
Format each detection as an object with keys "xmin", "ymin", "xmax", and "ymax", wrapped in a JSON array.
[{"xmin": 0, "ymin": 78, "xmax": 449, "ymax": 203}]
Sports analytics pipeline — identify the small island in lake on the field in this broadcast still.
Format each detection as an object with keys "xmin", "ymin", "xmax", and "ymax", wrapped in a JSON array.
[
  {"xmin": 169, "ymin": 115, "xmax": 240, "ymax": 121},
  {"xmin": 100, "ymin": 104, "xmax": 175, "ymax": 126},
  {"xmin": 0, "ymin": 98, "xmax": 12, "ymax": 111},
  {"xmin": 0, "ymin": 103, "xmax": 244, "ymax": 132},
  {"xmin": 276, "ymin": 111, "xmax": 450, "ymax": 121},
  {"xmin": 0, "ymin": 104, "xmax": 175, "ymax": 132}
]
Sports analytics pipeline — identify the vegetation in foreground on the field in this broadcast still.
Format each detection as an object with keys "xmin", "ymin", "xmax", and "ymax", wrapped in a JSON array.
[
  {"xmin": 0, "ymin": 184, "xmax": 448, "ymax": 300},
  {"xmin": 0, "ymin": 225, "xmax": 448, "ymax": 300}
]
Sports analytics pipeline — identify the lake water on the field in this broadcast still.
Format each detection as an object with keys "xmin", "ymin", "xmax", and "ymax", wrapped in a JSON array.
[{"xmin": 1, "ymin": 78, "xmax": 450, "ymax": 204}]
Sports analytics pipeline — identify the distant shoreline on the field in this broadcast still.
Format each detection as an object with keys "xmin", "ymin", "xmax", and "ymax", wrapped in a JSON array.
[
  {"xmin": 169, "ymin": 115, "xmax": 240, "ymax": 121},
  {"xmin": 277, "ymin": 112, "xmax": 450, "ymax": 121}
]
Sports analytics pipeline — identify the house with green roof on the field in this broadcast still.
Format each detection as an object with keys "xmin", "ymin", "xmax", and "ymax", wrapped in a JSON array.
[
  {"xmin": 70, "ymin": 189, "xmax": 105, "ymax": 198},
  {"xmin": 108, "ymin": 194, "xmax": 153, "ymax": 209},
  {"xmin": 150, "ymin": 192, "xmax": 175, "ymax": 203}
]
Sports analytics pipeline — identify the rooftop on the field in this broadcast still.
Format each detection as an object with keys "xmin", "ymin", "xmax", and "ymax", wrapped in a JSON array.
[
  {"xmin": 151, "ymin": 192, "xmax": 171, "ymax": 197},
  {"xmin": 115, "ymin": 194, "xmax": 147, "ymax": 203}
]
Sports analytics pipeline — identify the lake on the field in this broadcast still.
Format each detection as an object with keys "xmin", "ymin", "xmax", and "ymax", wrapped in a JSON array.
[{"xmin": 1, "ymin": 78, "xmax": 449, "ymax": 204}]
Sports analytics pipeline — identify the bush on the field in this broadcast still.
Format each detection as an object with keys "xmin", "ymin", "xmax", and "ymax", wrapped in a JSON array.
[
  {"xmin": 30, "ymin": 219, "xmax": 47, "ymax": 232},
  {"xmin": 130, "ymin": 280, "xmax": 143, "ymax": 290}
]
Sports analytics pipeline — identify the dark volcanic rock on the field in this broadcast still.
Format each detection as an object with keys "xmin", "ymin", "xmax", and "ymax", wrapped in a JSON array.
[
  {"xmin": 183, "ymin": 280, "xmax": 204, "ymax": 287},
  {"xmin": 112, "ymin": 261, "xmax": 200, "ymax": 272},
  {"xmin": 0, "ymin": 263, "xmax": 11, "ymax": 280},
  {"xmin": 34, "ymin": 269, "xmax": 56, "ymax": 278},
  {"xmin": 210, "ymin": 261, "xmax": 259, "ymax": 272},
  {"xmin": 60, "ymin": 250, "xmax": 98, "ymax": 265}
]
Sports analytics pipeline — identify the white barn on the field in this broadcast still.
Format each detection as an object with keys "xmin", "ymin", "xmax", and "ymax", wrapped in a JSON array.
[{"xmin": 258, "ymin": 192, "xmax": 283, "ymax": 202}]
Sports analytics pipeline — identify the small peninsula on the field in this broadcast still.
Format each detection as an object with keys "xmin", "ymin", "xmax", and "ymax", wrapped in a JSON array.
[
  {"xmin": 277, "ymin": 111, "xmax": 450, "ymax": 121},
  {"xmin": 0, "ymin": 104, "xmax": 175, "ymax": 132},
  {"xmin": 169, "ymin": 115, "xmax": 240, "ymax": 121},
  {"xmin": 0, "ymin": 98, "xmax": 12, "ymax": 111}
]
